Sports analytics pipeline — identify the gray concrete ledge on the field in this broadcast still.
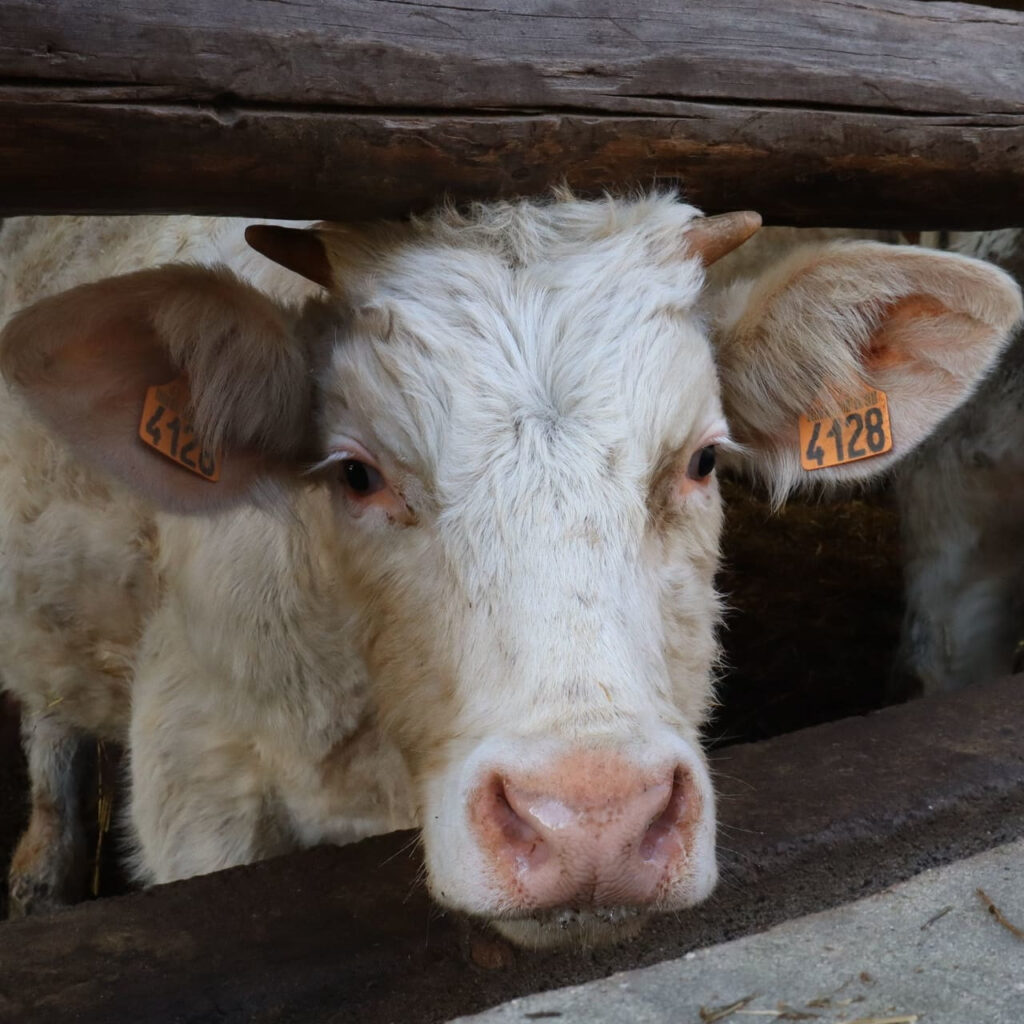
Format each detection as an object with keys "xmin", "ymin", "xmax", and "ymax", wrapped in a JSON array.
[{"xmin": 1, "ymin": 675, "xmax": 1023, "ymax": 1023}]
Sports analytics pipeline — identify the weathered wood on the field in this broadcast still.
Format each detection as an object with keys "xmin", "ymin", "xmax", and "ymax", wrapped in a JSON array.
[
  {"xmin": 1, "ymin": 0, "xmax": 1023, "ymax": 225},
  {"xmin": 4, "ymin": 102, "xmax": 1023, "ymax": 228}
]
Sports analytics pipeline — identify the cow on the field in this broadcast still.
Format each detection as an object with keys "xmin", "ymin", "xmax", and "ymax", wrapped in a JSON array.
[
  {"xmin": 894, "ymin": 230, "xmax": 1024, "ymax": 698},
  {"xmin": 0, "ymin": 194, "xmax": 1019, "ymax": 947}
]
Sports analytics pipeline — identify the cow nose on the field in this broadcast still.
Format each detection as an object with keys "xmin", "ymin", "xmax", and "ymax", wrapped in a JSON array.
[{"xmin": 471, "ymin": 756, "xmax": 697, "ymax": 909}]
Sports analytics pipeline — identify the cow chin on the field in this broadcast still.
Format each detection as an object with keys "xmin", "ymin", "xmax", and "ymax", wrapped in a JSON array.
[
  {"xmin": 477, "ymin": 856, "xmax": 719, "ymax": 949},
  {"xmin": 490, "ymin": 906, "xmax": 651, "ymax": 950},
  {"xmin": 488, "ymin": 847, "xmax": 718, "ymax": 948}
]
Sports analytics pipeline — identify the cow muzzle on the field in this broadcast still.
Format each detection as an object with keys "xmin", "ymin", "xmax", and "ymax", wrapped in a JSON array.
[{"xmin": 428, "ymin": 742, "xmax": 716, "ymax": 946}]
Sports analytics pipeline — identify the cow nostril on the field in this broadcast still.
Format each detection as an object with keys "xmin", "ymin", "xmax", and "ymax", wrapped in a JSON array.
[
  {"xmin": 639, "ymin": 768, "xmax": 688, "ymax": 861},
  {"xmin": 491, "ymin": 777, "xmax": 542, "ymax": 851}
]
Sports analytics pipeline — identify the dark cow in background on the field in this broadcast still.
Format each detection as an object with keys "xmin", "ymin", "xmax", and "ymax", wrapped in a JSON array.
[{"xmin": 895, "ymin": 231, "xmax": 1024, "ymax": 698}]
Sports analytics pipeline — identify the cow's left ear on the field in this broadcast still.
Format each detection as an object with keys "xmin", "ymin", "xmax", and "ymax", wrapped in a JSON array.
[
  {"xmin": 1, "ymin": 264, "xmax": 315, "ymax": 513},
  {"xmin": 712, "ymin": 241, "xmax": 1023, "ymax": 496}
]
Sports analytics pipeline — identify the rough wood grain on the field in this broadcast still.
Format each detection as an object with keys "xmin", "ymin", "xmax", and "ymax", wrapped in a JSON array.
[{"xmin": 1, "ymin": 1, "xmax": 1023, "ymax": 225}]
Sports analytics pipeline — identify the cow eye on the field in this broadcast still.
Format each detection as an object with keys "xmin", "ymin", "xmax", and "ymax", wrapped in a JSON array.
[
  {"xmin": 687, "ymin": 445, "xmax": 717, "ymax": 481},
  {"xmin": 340, "ymin": 459, "xmax": 386, "ymax": 496}
]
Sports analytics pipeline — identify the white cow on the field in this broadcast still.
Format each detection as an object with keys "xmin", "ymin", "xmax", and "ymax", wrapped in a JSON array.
[{"xmin": 0, "ymin": 194, "xmax": 1019, "ymax": 947}]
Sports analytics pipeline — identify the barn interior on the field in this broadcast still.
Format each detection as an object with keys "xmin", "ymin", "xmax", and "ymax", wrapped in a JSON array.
[{"xmin": 2, "ymin": 0, "xmax": 1024, "ymax": 1021}]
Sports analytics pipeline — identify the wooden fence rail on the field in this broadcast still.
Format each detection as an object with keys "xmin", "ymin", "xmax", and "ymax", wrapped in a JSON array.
[{"xmin": 1, "ymin": 0, "xmax": 1023, "ymax": 226}]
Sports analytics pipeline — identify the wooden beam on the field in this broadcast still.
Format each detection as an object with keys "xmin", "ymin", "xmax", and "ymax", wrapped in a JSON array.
[
  {"xmin": 3, "ymin": 676, "xmax": 1024, "ymax": 1023},
  {"xmin": 1, "ymin": 1, "xmax": 1023, "ymax": 227}
]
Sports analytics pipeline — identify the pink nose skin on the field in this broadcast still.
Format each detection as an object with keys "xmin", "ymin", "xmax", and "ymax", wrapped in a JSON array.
[{"xmin": 469, "ymin": 752, "xmax": 700, "ymax": 910}]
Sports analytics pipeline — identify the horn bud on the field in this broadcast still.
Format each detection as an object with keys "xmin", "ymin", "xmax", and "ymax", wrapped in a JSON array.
[
  {"xmin": 685, "ymin": 211, "xmax": 762, "ymax": 266},
  {"xmin": 244, "ymin": 225, "xmax": 333, "ymax": 290}
]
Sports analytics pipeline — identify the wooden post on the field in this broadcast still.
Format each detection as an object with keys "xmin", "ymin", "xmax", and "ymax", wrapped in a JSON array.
[{"xmin": 2, "ymin": 0, "xmax": 1023, "ymax": 226}]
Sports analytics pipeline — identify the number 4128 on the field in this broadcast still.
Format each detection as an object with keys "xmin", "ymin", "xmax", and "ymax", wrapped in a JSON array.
[{"xmin": 803, "ymin": 406, "xmax": 889, "ymax": 468}]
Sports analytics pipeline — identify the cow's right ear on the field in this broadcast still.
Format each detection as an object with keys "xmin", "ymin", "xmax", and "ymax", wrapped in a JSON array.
[
  {"xmin": 0, "ymin": 264, "xmax": 314, "ymax": 512},
  {"xmin": 710, "ymin": 241, "xmax": 1023, "ymax": 499}
]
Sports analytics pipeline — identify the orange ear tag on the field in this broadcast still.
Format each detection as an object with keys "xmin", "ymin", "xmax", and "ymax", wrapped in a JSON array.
[
  {"xmin": 138, "ymin": 376, "xmax": 221, "ymax": 481},
  {"xmin": 798, "ymin": 389, "xmax": 893, "ymax": 471}
]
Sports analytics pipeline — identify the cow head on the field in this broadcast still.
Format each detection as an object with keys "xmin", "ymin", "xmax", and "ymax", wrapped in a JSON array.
[{"xmin": 3, "ymin": 195, "xmax": 1020, "ymax": 946}]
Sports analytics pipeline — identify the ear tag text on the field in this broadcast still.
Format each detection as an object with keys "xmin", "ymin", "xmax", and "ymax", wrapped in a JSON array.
[
  {"xmin": 799, "ymin": 389, "xmax": 893, "ymax": 471},
  {"xmin": 138, "ymin": 376, "xmax": 221, "ymax": 481}
]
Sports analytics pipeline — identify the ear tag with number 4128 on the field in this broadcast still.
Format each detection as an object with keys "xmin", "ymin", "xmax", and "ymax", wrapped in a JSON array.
[
  {"xmin": 799, "ymin": 389, "xmax": 893, "ymax": 471},
  {"xmin": 138, "ymin": 376, "xmax": 221, "ymax": 481}
]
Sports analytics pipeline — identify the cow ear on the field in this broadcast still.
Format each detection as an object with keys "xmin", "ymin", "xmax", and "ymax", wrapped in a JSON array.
[
  {"xmin": 0, "ymin": 264, "xmax": 314, "ymax": 512},
  {"xmin": 712, "ymin": 242, "xmax": 1023, "ymax": 497}
]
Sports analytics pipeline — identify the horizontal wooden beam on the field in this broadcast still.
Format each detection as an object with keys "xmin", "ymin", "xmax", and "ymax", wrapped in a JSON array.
[
  {"xmin": 3, "ymin": 676, "xmax": 1024, "ymax": 1022},
  {"xmin": 2, "ymin": 1, "xmax": 1023, "ymax": 227}
]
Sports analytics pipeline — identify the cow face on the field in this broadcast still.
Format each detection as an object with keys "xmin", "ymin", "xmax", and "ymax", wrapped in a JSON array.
[
  {"xmin": 278, "ymin": 195, "xmax": 1021, "ymax": 944},
  {"xmin": 305, "ymin": 201, "xmax": 730, "ymax": 943},
  {"xmin": 3, "ymin": 194, "xmax": 1019, "ymax": 946}
]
